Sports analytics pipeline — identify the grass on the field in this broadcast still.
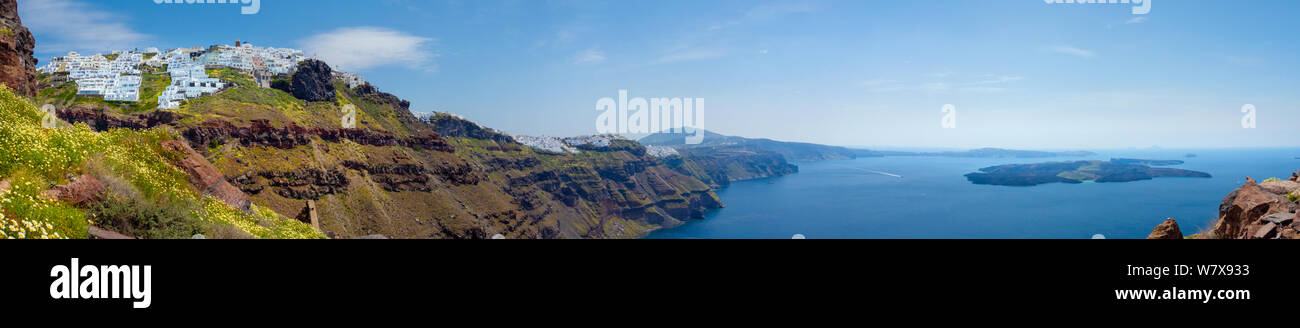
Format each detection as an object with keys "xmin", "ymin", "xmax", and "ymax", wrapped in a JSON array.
[
  {"xmin": 0, "ymin": 84, "xmax": 324, "ymax": 239},
  {"xmin": 1288, "ymin": 191, "xmax": 1298, "ymax": 202},
  {"xmin": 1262, "ymin": 177, "xmax": 1282, "ymax": 183}
]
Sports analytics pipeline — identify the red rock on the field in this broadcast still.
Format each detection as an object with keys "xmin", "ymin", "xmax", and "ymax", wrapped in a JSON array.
[
  {"xmin": 1253, "ymin": 222, "xmax": 1277, "ymax": 239},
  {"xmin": 51, "ymin": 174, "xmax": 105, "ymax": 206},
  {"xmin": 1211, "ymin": 179, "xmax": 1297, "ymax": 239},
  {"xmin": 160, "ymin": 140, "xmax": 251, "ymax": 211},
  {"xmin": 0, "ymin": 0, "xmax": 38, "ymax": 97},
  {"xmin": 1147, "ymin": 218, "xmax": 1183, "ymax": 239}
]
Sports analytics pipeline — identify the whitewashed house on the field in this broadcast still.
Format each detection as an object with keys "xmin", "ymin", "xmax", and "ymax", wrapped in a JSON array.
[
  {"xmin": 336, "ymin": 71, "xmax": 366, "ymax": 88},
  {"xmin": 103, "ymin": 75, "xmax": 142, "ymax": 102}
]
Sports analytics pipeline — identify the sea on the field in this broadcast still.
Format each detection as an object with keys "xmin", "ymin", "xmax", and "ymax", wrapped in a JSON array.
[{"xmin": 647, "ymin": 148, "xmax": 1300, "ymax": 239}]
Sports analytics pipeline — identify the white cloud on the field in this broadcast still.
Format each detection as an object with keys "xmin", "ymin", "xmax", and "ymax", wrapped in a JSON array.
[
  {"xmin": 298, "ymin": 27, "xmax": 435, "ymax": 72},
  {"xmin": 573, "ymin": 47, "xmax": 606, "ymax": 64},
  {"xmin": 655, "ymin": 49, "xmax": 725, "ymax": 64},
  {"xmin": 1125, "ymin": 16, "xmax": 1149, "ymax": 24},
  {"xmin": 1047, "ymin": 45, "xmax": 1096, "ymax": 58},
  {"xmin": 20, "ymin": 0, "xmax": 149, "ymax": 54},
  {"xmin": 975, "ymin": 75, "xmax": 1024, "ymax": 85},
  {"xmin": 867, "ymin": 81, "xmax": 950, "ymax": 94}
]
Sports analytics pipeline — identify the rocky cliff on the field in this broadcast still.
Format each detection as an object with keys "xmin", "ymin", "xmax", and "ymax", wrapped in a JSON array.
[
  {"xmin": 1150, "ymin": 173, "xmax": 1300, "ymax": 239},
  {"xmin": 0, "ymin": 0, "xmax": 38, "ymax": 97},
  {"xmin": 663, "ymin": 146, "xmax": 798, "ymax": 188},
  {"xmin": 45, "ymin": 74, "xmax": 722, "ymax": 238}
]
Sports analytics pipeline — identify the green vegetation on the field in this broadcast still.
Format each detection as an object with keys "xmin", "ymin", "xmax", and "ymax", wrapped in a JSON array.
[
  {"xmin": 1262, "ymin": 177, "xmax": 1281, "ymax": 183},
  {"xmin": 1288, "ymin": 191, "xmax": 1298, "ymax": 202},
  {"xmin": 0, "ymin": 85, "xmax": 323, "ymax": 239},
  {"xmin": 0, "ymin": 28, "xmax": 12, "ymax": 37}
]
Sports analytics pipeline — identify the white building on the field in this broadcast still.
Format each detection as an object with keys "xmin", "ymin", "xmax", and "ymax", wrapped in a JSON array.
[
  {"xmin": 336, "ymin": 71, "xmax": 365, "ymax": 88},
  {"xmin": 48, "ymin": 50, "xmax": 146, "ymax": 102},
  {"xmin": 103, "ymin": 75, "xmax": 142, "ymax": 102},
  {"xmin": 157, "ymin": 60, "xmax": 226, "ymax": 109}
]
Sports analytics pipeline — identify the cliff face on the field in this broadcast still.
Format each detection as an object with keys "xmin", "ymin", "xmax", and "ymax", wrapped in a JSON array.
[
  {"xmin": 1152, "ymin": 174, "xmax": 1300, "ymax": 239},
  {"xmin": 664, "ymin": 146, "xmax": 798, "ymax": 188},
  {"xmin": 48, "ymin": 77, "xmax": 722, "ymax": 238},
  {"xmin": 0, "ymin": 0, "xmax": 38, "ymax": 97}
]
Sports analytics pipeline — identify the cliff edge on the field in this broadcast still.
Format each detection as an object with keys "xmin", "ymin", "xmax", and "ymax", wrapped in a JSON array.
[
  {"xmin": 1151, "ymin": 173, "xmax": 1300, "ymax": 239},
  {"xmin": 0, "ymin": 0, "xmax": 38, "ymax": 97}
]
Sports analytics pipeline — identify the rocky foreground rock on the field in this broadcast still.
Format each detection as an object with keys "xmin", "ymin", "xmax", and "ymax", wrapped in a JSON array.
[
  {"xmin": 1151, "ymin": 174, "xmax": 1300, "ymax": 239},
  {"xmin": 0, "ymin": 0, "xmax": 38, "ymax": 97},
  {"xmin": 1147, "ymin": 218, "xmax": 1183, "ymax": 239}
]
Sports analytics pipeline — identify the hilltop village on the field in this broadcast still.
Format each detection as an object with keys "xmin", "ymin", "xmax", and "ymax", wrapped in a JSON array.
[{"xmin": 37, "ymin": 41, "xmax": 364, "ymax": 110}]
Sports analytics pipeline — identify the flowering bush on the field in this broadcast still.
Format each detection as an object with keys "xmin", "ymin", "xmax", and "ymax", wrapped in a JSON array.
[{"xmin": 0, "ymin": 85, "xmax": 323, "ymax": 239}]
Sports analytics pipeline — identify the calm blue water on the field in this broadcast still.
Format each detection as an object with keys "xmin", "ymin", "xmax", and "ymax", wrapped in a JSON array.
[{"xmin": 648, "ymin": 148, "xmax": 1300, "ymax": 239}]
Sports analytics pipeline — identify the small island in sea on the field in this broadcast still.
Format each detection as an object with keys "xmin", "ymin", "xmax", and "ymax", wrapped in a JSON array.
[{"xmin": 965, "ymin": 159, "xmax": 1211, "ymax": 186}]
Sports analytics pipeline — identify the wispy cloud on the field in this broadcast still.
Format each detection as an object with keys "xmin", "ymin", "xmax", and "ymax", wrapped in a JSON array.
[
  {"xmin": 298, "ymin": 27, "xmax": 436, "ymax": 72},
  {"xmin": 1125, "ymin": 16, "xmax": 1149, "ymax": 24},
  {"xmin": 866, "ymin": 81, "xmax": 950, "ymax": 94},
  {"xmin": 1047, "ymin": 45, "xmax": 1096, "ymax": 58},
  {"xmin": 655, "ymin": 49, "xmax": 725, "ymax": 64},
  {"xmin": 573, "ymin": 47, "xmax": 606, "ymax": 64},
  {"xmin": 975, "ymin": 75, "xmax": 1024, "ymax": 85},
  {"xmin": 20, "ymin": 0, "xmax": 149, "ymax": 54}
]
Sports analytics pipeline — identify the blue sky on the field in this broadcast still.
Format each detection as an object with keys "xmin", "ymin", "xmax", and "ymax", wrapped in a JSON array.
[{"xmin": 20, "ymin": 0, "xmax": 1300, "ymax": 149}]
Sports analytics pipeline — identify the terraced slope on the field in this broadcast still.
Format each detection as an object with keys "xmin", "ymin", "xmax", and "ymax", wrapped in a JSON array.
[{"xmin": 42, "ymin": 67, "xmax": 722, "ymax": 239}]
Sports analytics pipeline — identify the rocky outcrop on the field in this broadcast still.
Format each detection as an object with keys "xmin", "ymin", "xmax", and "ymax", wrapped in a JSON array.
[
  {"xmin": 353, "ymin": 83, "xmax": 411, "ymax": 110},
  {"xmin": 0, "ymin": 0, "xmax": 38, "ymax": 97},
  {"xmin": 229, "ymin": 168, "xmax": 348, "ymax": 200},
  {"xmin": 161, "ymin": 140, "xmax": 251, "ymax": 211},
  {"xmin": 48, "ymin": 174, "xmax": 106, "ymax": 206},
  {"xmin": 289, "ymin": 59, "xmax": 335, "ymax": 102},
  {"xmin": 1210, "ymin": 177, "xmax": 1298, "ymax": 239},
  {"xmin": 183, "ymin": 119, "xmax": 454, "ymax": 152},
  {"xmin": 57, "ymin": 106, "xmax": 184, "ymax": 131},
  {"xmin": 1147, "ymin": 218, "xmax": 1183, "ymax": 239},
  {"xmin": 1259, "ymin": 180, "xmax": 1299, "ymax": 196},
  {"xmin": 1159, "ymin": 176, "xmax": 1300, "ymax": 239},
  {"xmin": 423, "ymin": 112, "xmax": 517, "ymax": 144}
]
